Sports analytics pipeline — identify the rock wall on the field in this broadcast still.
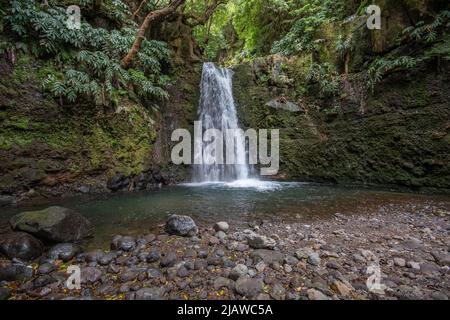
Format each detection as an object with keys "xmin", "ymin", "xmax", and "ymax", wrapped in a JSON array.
[
  {"xmin": 0, "ymin": 53, "xmax": 200, "ymax": 203},
  {"xmin": 232, "ymin": 55, "xmax": 450, "ymax": 191}
]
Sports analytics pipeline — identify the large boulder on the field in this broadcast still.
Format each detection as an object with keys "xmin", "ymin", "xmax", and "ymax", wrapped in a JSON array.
[
  {"xmin": 164, "ymin": 215, "xmax": 198, "ymax": 237},
  {"xmin": 47, "ymin": 243, "xmax": 81, "ymax": 262},
  {"xmin": 0, "ymin": 232, "xmax": 43, "ymax": 261},
  {"xmin": 9, "ymin": 206, "xmax": 93, "ymax": 243},
  {"xmin": 0, "ymin": 262, "xmax": 33, "ymax": 281},
  {"xmin": 107, "ymin": 174, "xmax": 131, "ymax": 192}
]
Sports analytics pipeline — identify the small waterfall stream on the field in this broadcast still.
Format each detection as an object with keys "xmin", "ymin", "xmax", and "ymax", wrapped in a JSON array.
[{"xmin": 194, "ymin": 62, "xmax": 250, "ymax": 182}]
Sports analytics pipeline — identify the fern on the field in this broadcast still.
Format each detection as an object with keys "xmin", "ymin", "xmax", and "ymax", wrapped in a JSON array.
[
  {"xmin": 5, "ymin": 0, "xmax": 170, "ymax": 105},
  {"xmin": 306, "ymin": 62, "xmax": 339, "ymax": 96},
  {"xmin": 367, "ymin": 56, "xmax": 417, "ymax": 92},
  {"xmin": 401, "ymin": 10, "xmax": 450, "ymax": 44}
]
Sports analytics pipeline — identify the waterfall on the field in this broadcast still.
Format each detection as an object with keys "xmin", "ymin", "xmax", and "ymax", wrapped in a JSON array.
[{"xmin": 194, "ymin": 62, "xmax": 250, "ymax": 182}]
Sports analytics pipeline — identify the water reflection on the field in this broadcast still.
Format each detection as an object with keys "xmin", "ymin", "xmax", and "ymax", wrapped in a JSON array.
[{"xmin": 1, "ymin": 183, "xmax": 449, "ymax": 248}]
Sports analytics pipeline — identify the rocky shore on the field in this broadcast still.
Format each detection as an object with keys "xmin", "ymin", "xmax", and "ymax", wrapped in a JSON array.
[{"xmin": 0, "ymin": 203, "xmax": 449, "ymax": 300}]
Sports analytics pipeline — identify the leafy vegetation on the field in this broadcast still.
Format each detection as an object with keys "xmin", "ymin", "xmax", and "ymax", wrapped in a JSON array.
[
  {"xmin": 3, "ymin": 0, "xmax": 170, "ymax": 105},
  {"xmin": 305, "ymin": 62, "xmax": 339, "ymax": 96}
]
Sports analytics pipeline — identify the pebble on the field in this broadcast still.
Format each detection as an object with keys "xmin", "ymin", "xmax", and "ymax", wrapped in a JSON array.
[
  {"xmin": 307, "ymin": 252, "xmax": 321, "ymax": 266},
  {"xmin": 234, "ymin": 277, "xmax": 264, "ymax": 298},
  {"xmin": 307, "ymin": 288, "xmax": 330, "ymax": 300},
  {"xmin": 394, "ymin": 257, "xmax": 406, "ymax": 267}
]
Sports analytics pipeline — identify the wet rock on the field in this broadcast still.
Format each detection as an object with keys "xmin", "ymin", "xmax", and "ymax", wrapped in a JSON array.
[
  {"xmin": 270, "ymin": 283, "xmax": 286, "ymax": 300},
  {"xmin": 33, "ymin": 275, "xmax": 57, "ymax": 288},
  {"xmin": 402, "ymin": 237, "xmax": 423, "ymax": 250},
  {"xmin": 108, "ymin": 264, "xmax": 120, "ymax": 274},
  {"xmin": 121, "ymin": 270, "xmax": 138, "ymax": 282},
  {"xmin": 246, "ymin": 231, "xmax": 276, "ymax": 249},
  {"xmin": 160, "ymin": 252, "xmax": 177, "ymax": 268},
  {"xmin": 37, "ymin": 262, "xmax": 56, "ymax": 275},
  {"xmin": 216, "ymin": 231, "xmax": 227, "ymax": 241},
  {"xmin": 352, "ymin": 254, "xmax": 365, "ymax": 263},
  {"xmin": 194, "ymin": 259, "xmax": 208, "ymax": 270},
  {"xmin": 307, "ymin": 252, "xmax": 321, "ymax": 266},
  {"xmin": 295, "ymin": 247, "xmax": 314, "ymax": 260},
  {"xmin": 214, "ymin": 222, "xmax": 230, "ymax": 233},
  {"xmin": 207, "ymin": 256, "xmax": 222, "ymax": 266},
  {"xmin": 431, "ymin": 292, "xmax": 448, "ymax": 300},
  {"xmin": 394, "ymin": 285, "xmax": 424, "ymax": 300},
  {"xmin": 430, "ymin": 251, "xmax": 450, "ymax": 266},
  {"xmin": 284, "ymin": 256, "xmax": 299, "ymax": 266},
  {"xmin": 394, "ymin": 257, "xmax": 406, "ymax": 267},
  {"xmin": 145, "ymin": 248, "xmax": 160, "ymax": 263},
  {"xmin": 85, "ymin": 250, "xmax": 104, "ymax": 263},
  {"xmin": 0, "ymin": 263, "xmax": 33, "ymax": 281},
  {"xmin": 331, "ymin": 280, "xmax": 353, "ymax": 297},
  {"xmin": 147, "ymin": 268, "xmax": 162, "ymax": 279},
  {"xmin": 230, "ymin": 264, "xmax": 248, "ymax": 281},
  {"xmin": 284, "ymin": 264, "xmax": 293, "ymax": 273},
  {"xmin": 0, "ymin": 287, "xmax": 11, "ymax": 300},
  {"xmin": 98, "ymin": 252, "xmax": 116, "ymax": 266},
  {"xmin": 251, "ymin": 249, "xmax": 284, "ymax": 265},
  {"xmin": 107, "ymin": 174, "xmax": 131, "ymax": 192},
  {"xmin": 214, "ymin": 277, "xmax": 232, "ymax": 290},
  {"xmin": 256, "ymin": 293, "xmax": 271, "ymax": 300},
  {"xmin": 255, "ymin": 261, "xmax": 266, "ymax": 273},
  {"xmin": 80, "ymin": 267, "xmax": 102, "ymax": 284},
  {"xmin": 111, "ymin": 235, "xmax": 136, "ymax": 251},
  {"xmin": 165, "ymin": 215, "xmax": 198, "ymax": 237},
  {"xmin": 177, "ymin": 266, "xmax": 190, "ymax": 278},
  {"xmin": 9, "ymin": 206, "xmax": 93, "ymax": 243},
  {"xmin": 197, "ymin": 250, "xmax": 208, "ymax": 258},
  {"xmin": 307, "ymin": 288, "xmax": 330, "ymax": 300},
  {"xmin": 47, "ymin": 243, "xmax": 80, "ymax": 262},
  {"xmin": 209, "ymin": 236, "xmax": 220, "ymax": 245},
  {"xmin": 326, "ymin": 261, "xmax": 341, "ymax": 270},
  {"xmin": 135, "ymin": 287, "xmax": 166, "ymax": 300},
  {"xmin": 407, "ymin": 261, "xmax": 420, "ymax": 270},
  {"xmin": 420, "ymin": 263, "xmax": 440, "ymax": 275},
  {"xmin": 234, "ymin": 277, "xmax": 264, "ymax": 298},
  {"xmin": 0, "ymin": 232, "xmax": 43, "ymax": 261},
  {"xmin": 233, "ymin": 243, "xmax": 249, "ymax": 252},
  {"xmin": 96, "ymin": 283, "xmax": 116, "ymax": 296}
]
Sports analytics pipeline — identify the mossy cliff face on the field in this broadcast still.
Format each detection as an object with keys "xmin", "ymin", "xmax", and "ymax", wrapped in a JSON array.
[
  {"xmin": 0, "ymin": 53, "xmax": 200, "ymax": 201},
  {"xmin": 232, "ymin": 57, "xmax": 450, "ymax": 190}
]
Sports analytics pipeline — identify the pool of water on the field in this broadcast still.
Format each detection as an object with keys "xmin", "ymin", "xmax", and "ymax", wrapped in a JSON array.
[{"xmin": 1, "ymin": 181, "xmax": 449, "ymax": 248}]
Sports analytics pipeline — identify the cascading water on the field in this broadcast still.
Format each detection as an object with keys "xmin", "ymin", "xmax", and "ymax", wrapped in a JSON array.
[{"xmin": 193, "ymin": 62, "xmax": 250, "ymax": 182}]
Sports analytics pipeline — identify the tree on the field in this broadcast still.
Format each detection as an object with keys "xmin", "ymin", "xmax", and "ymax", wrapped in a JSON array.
[{"xmin": 122, "ymin": 0, "xmax": 186, "ymax": 68}]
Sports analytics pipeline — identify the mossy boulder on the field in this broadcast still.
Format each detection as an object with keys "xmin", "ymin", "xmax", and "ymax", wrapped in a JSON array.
[{"xmin": 10, "ymin": 206, "xmax": 93, "ymax": 243}]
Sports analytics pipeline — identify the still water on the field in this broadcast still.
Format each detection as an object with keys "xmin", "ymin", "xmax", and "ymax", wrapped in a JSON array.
[{"xmin": 1, "ymin": 181, "xmax": 449, "ymax": 248}]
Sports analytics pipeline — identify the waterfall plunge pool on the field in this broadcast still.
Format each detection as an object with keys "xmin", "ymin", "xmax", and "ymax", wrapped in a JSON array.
[{"xmin": 1, "ymin": 182, "xmax": 449, "ymax": 249}]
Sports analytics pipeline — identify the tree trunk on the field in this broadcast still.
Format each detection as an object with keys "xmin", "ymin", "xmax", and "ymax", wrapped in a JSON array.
[
  {"xmin": 121, "ymin": 0, "xmax": 186, "ymax": 69},
  {"xmin": 344, "ymin": 52, "xmax": 350, "ymax": 74}
]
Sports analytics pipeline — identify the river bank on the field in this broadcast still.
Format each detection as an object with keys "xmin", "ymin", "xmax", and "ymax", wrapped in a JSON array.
[{"xmin": 1, "ymin": 198, "xmax": 449, "ymax": 300}]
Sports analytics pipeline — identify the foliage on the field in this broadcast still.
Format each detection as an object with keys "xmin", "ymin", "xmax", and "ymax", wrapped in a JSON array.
[
  {"xmin": 336, "ymin": 34, "xmax": 354, "ymax": 59},
  {"xmin": 271, "ymin": 0, "xmax": 346, "ymax": 56},
  {"xmin": 4, "ymin": 0, "xmax": 170, "ymax": 105},
  {"xmin": 401, "ymin": 10, "xmax": 450, "ymax": 44},
  {"xmin": 305, "ymin": 62, "xmax": 339, "ymax": 95},
  {"xmin": 424, "ymin": 35, "xmax": 450, "ymax": 61},
  {"xmin": 367, "ymin": 56, "xmax": 417, "ymax": 92},
  {"xmin": 366, "ymin": 9, "xmax": 450, "ymax": 92},
  {"xmin": 192, "ymin": 2, "xmax": 232, "ymax": 61}
]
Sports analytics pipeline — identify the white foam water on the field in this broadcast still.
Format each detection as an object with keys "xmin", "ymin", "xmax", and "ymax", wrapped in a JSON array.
[{"xmin": 194, "ymin": 62, "xmax": 250, "ymax": 182}]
